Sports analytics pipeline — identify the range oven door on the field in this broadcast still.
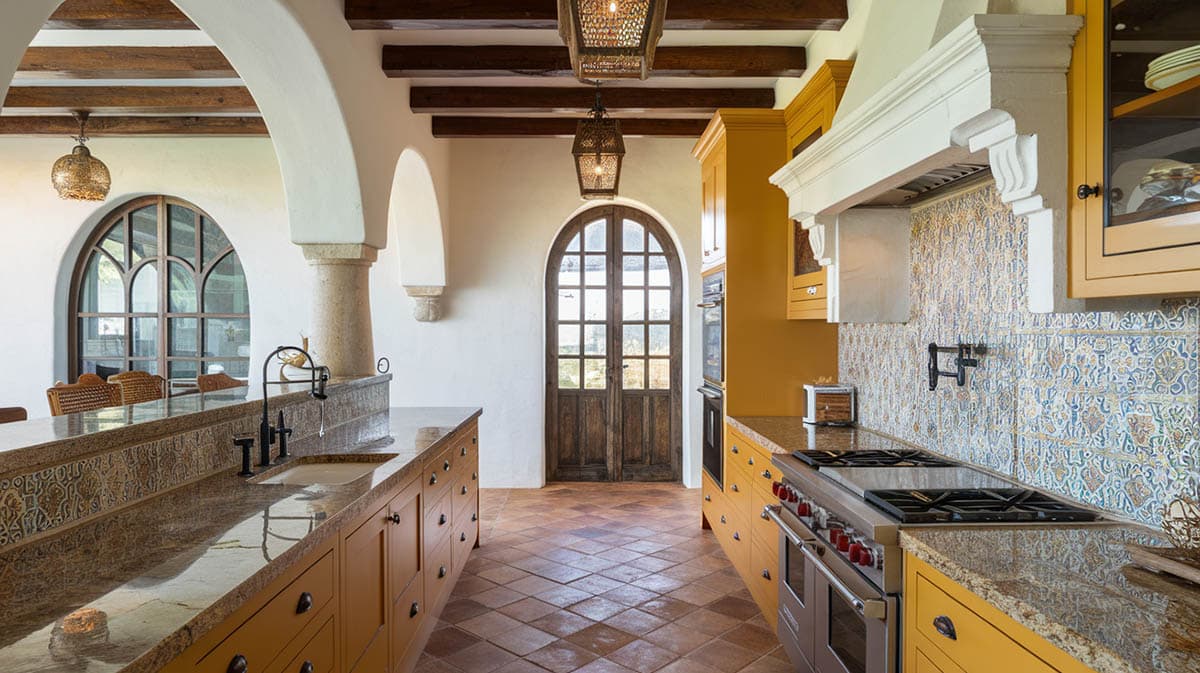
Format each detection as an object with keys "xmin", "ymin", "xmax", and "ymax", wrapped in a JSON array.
[{"xmin": 767, "ymin": 506, "xmax": 897, "ymax": 673}]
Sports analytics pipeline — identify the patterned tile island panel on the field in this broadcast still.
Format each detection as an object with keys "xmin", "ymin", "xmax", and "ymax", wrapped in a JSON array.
[{"xmin": 839, "ymin": 182, "xmax": 1199, "ymax": 526}]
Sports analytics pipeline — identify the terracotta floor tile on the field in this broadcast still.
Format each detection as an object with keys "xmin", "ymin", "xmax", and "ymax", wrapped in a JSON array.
[
  {"xmin": 719, "ymin": 623, "xmax": 779, "ymax": 656},
  {"xmin": 568, "ymin": 597, "xmax": 628, "ymax": 621},
  {"xmin": 493, "ymin": 660, "xmax": 552, "ymax": 673},
  {"xmin": 538, "ymin": 546, "xmax": 591, "ymax": 564},
  {"xmin": 599, "ymin": 585, "xmax": 659, "ymax": 608},
  {"xmin": 573, "ymin": 659, "xmax": 637, "ymax": 673},
  {"xmin": 489, "ymin": 624, "xmax": 560, "ymax": 656},
  {"xmin": 565, "ymin": 623, "xmax": 637, "ymax": 656},
  {"xmin": 507, "ymin": 575, "xmax": 561, "ymax": 596},
  {"xmin": 596, "ymin": 547, "xmax": 643, "ymax": 563},
  {"xmin": 642, "ymin": 623, "xmax": 713, "ymax": 655},
  {"xmin": 442, "ymin": 598, "xmax": 493, "ymax": 624},
  {"xmin": 655, "ymin": 661, "xmax": 723, "ymax": 673},
  {"xmin": 425, "ymin": 626, "xmax": 482, "ymax": 658},
  {"xmin": 629, "ymin": 574, "xmax": 689, "ymax": 594},
  {"xmin": 602, "ymin": 609, "xmax": 668, "ymax": 636},
  {"xmin": 475, "ymin": 586, "xmax": 527, "ymax": 609},
  {"xmin": 479, "ymin": 565, "xmax": 532, "ymax": 585},
  {"xmin": 660, "ymin": 564, "xmax": 713, "ymax": 582},
  {"xmin": 706, "ymin": 596, "xmax": 761, "ymax": 621},
  {"xmin": 568, "ymin": 555, "xmax": 621, "ymax": 572},
  {"xmin": 535, "ymin": 585, "xmax": 593, "ymax": 608},
  {"xmin": 684, "ymin": 641, "xmax": 759, "ymax": 673},
  {"xmin": 511, "ymin": 556, "xmax": 559, "ymax": 574},
  {"xmin": 524, "ymin": 640, "xmax": 599, "ymax": 673},
  {"xmin": 565, "ymin": 539, "xmax": 613, "ymax": 554},
  {"xmin": 414, "ymin": 657, "xmax": 464, "ymax": 673},
  {"xmin": 453, "ymin": 576, "xmax": 500, "ymax": 597},
  {"xmin": 675, "ymin": 608, "xmax": 743, "ymax": 636},
  {"xmin": 443, "ymin": 641, "xmax": 518, "ymax": 673},
  {"xmin": 530, "ymin": 610, "xmax": 597, "ymax": 638},
  {"xmin": 596, "ymin": 565, "xmax": 654, "ymax": 583},
  {"xmin": 665, "ymin": 584, "xmax": 724, "ymax": 607},
  {"xmin": 636, "ymin": 596, "xmax": 697, "ymax": 622},
  {"xmin": 627, "ymin": 556, "xmax": 676, "ymax": 573},
  {"xmin": 535, "ymin": 564, "xmax": 593, "ymax": 584},
  {"xmin": 735, "ymin": 655, "xmax": 796, "ymax": 673},
  {"xmin": 459, "ymin": 611, "xmax": 525, "ymax": 639},
  {"xmin": 607, "ymin": 639, "xmax": 677, "ymax": 673},
  {"xmin": 568, "ymin": 575, "xmax": 625, "ymax": 596},
  {"xmin": 498, "ymin": 597, "xmax": 560, "ymax": 623}
]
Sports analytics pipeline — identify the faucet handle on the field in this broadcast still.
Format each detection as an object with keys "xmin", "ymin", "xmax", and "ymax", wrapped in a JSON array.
[{"xmin": 234, "ymin": 435, "xmax": 256, "ymax": 477}]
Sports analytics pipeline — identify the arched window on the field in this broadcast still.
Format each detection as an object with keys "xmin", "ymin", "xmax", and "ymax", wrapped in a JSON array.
[{"xmin": 70, "ymin": 196, "xmax": 250, "ymax": 392}]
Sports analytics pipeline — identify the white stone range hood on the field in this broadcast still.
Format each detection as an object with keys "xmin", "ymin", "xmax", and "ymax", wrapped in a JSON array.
[{"xmin": 770, "ymin": 14, "xmax": 1084, "ymax": 321}]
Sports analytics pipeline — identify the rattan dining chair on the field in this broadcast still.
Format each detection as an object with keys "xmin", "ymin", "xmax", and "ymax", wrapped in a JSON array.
[
  {"xmin": 46, "ymin": 381, "xmax": 121, "ymax": 417},
  {"xmin": 0, "ymin": 407, "xmax": 27, "ymax": 424},
  {"xmin": 107, "ymin": 371, "xmax": 167, "ymax": 406},
  {"xmin": 196, "ymin": 372, "xmax": 246, "ymax": 393}
]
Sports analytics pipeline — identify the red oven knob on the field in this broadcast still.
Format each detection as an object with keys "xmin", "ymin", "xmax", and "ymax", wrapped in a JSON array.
[
  {"xmin": 848, "ymin": 543, "xmax": 863, "ymax": 564},
  {"xmin": 858, "ymin": 549, "xmax": 874, "ymax": 567},
  {"xmin": 789, "ymin": 490, "xmax": 799, "ymax": 503},
  {"xmin": 837, "ymin": 535, "xmax": 850, "ymax": 553},
  {"xmin": 828, "ymin": 528, "xmax": 842, "ymax": 545},
  {"xmin": 796, "ymin": 501, "xmax": 810, "ymax": 517},
  {"xmin": 771, "ymin": 482, "xmax": 780, "ymax": 497}
]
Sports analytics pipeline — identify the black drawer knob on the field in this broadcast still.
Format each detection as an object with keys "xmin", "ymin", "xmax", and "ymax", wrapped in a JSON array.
[
  {"xmin": 731, "ymin": 446, "xmax": 739, "ymax": 454},
  {"xmin": 461, "ymin": 447, "xmax": 467, "ymax": 456},
  {"xmin": 461, "ymin": 532, "xmax": 467, "ymax": 542},
  {"xmin": 748, "ymin": 456, "xmax": 755, "ymax": 465},
  {"xmin": 461, "ymin": 486, "xmax": 468, "ymax": 495},
  {"xmin": 430, "ymin": 473, "xmax": 438, "ymax": 485},
  {"xmin": 733, "ymin": 532, "xmax": 741, "ymax": 541},
  {"xmin": 720, "ymin": 515, "xmax": 727, "ymax": 524},
  {"xmin": 472, "ymin": 436, "xmax": 477, "ymax": 444},
  {"xmin": 438, "ymin": 565, "xmax": 447, "ymax": 578},
  {"xmin": 761, "ymin": 569, "xmax": 771, "ymax": 580},
  {"xmin": 704, "ymin": 495, "xmax": 712, "ymax": 502},
  {"xmin": 933, "ymin": 615, "xmax": 957, "ymax": 640},
  {"xmin": 1076, "ymin": 183, "xmax": 1102, "ymax": 200},
  {"xmin": 439, "ymin": 513, "xmax": 447, "ymax": 526},
  {"xmin": 731, "ymin": 484, "xmax": 739, "ymax": 493},
  {"xmin": 761, "ymin": 470, "xmax": 772, "ymax": 479},
  {"xmin": 389, "ymin": 513, "xmax": 401, "ymax": 524},
  {"xmin": 471, "ymin": 513, "xmax": 478, "ymax": 522},
  {"xmin": 296, "ymin": 592, "xmax": 313, "ymax": 614},
  {"xmin": 472, "ymin": 472, "xmax": 477, "ymax": 481},
  {"xmin": 299, "ymin": 662, "xmax": 314, "ymax": 673},
  {"xmin": 443, "ymin": 460, "xmax": 451, "ymax": 471},
  {"xmin": 228, "ymin": 655, "xmax": 248, "ymax": 673},
  {"xmin": 410, "ymin": 601, "xmax": 421, "ymax": 618}
]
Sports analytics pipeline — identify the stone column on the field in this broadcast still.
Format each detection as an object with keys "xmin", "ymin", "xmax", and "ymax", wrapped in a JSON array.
[{"xmin": 302, "ymin": 244, "xmax": 378, "ymax": 377}]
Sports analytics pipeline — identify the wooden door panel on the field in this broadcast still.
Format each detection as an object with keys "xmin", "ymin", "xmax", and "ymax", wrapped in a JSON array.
[
  {"xmin": 621, "ymin": 392, "xmax": 676, "ymax": 481},
  {"xmin": 556, "ymin": 395, "xmax": 579, "ymax": 465},
  {"xmin": 581, "ymin": 395, "xmax": 608, "ymax": 466},
  {"xmin": 621, "ymin": 396, "xmax": 645, "ymax": 464},
  {"xmin": 343, "ymin": 505, "xmax": 387, "ymax": 672}
]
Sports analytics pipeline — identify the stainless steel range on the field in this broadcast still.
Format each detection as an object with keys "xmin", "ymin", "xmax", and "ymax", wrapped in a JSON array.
[{"xmin": 765, "ymin": 448, "xmax": 1100, "ymax": 673}]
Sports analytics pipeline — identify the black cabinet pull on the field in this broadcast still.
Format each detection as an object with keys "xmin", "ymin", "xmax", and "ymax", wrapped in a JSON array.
[
  {"xmin": 388, "ymin": 513, "xmax": 401, "ymax": 524},
  {"xmin": 748, "ymin": 456, "xmax": 755, "ymax": 466},
  {"xmin": 761, "ymin": 469, "xmax": 772, "ymax": 479},
  {"xmin": 933, "ymin": 615, "xmax": 957, "ymax": 640},
  {"xmin": 731, "ymin": 446, "xmax": 739, "ymax": 454},
  {"xmin": 472, "ymin": 472, "xmax": 477, "ymax": 481},
  {"xmin": 719, "ymin": 515, "xmax": 727, "ymax": 524},
  {"xmin": 1076, "ymin": 183, "xmax": 1102, "ymax": 200},
  {"xmin": 472, "ymin": 436, "xmax": 477, "ymax": 444},
  {"xmin": 299, "ymin": 662, "xmax": 314, "ymax": 673},
  {"xmin": 295, "ymin": 592, "xmax": 313, "ymax": 614},
  {"xmin": 461, "ymin": 447, "xmax": 467, "ymax": 456},
  {"xmin": 731, "ymin": 484, "xmax": 739, "ymax": 493},
  {"xmin": 460, "ymin": 532, "xmax": 467, "ymax": 542},
  {"xmin": 733, "ymin": 532, "xmax": 741, "ymax": 541},
  {"xmin": 461, "ymin": 486, "xmax": 468, "ymax": 495},
  {"xmin": 471, "ymin": 513, "xmax": 478, "ymax": 522},
  {"xmin": 761, "ymin": 569, "xmax": 771, "ymax": 580},
  {"xmin": 443, "ymin": 460, "xmax": 451, "ymax": 472},
  {"xmin": 430, "ymin": 473, "xmax": 438, "ymax": 485},
  {"xmin": 410, "ymin": 601, "xmax": 421, "ymax": 618},
  {"xmin": 439, "ymin": 513, "xmax": 447, "ymax": 526},
  {"xmin": 438, "ymin": 565, "xmax": 447, "ymax": 578},
  {"xmin": 704, "ymin": 495, "xmax": 712, "ymax": 502},
  {"xmin": 228, "ymin": 655, "xmax": 248, "ymax": 673}
]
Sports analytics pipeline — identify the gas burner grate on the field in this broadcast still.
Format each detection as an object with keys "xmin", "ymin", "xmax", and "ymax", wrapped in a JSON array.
[
  {"xmin": 793, "ymin": 449, "xmax": 959, "ymax": 468},
  {"xmin": 864, "ymin": 488, "xmax": 1101, "ymax": 524}
]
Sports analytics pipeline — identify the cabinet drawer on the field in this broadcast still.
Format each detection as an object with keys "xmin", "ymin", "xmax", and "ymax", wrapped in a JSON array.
[
  {"xmin": 423, "ymin": 445, "xmax": 454, "ymax": 504},
  {"xmin": 348, "ymin": 623, "xmax": 388, "ymax": 673},
  {"xmin": 912, "ymin": 571, "xmax": 1059, "ymax": 673},
  {"xmin": 713, "ymin": 508, "xmax": 750, "ymax": 576},
  {"xmin": 747, "ymin": 541, "xmax": 779, "ymax": 627},
  {"xmin": 424, "ymin": 491, "xmax": 453, "ymax": 554},
  {"xmin": 197, "ymin": 552, "xmax": 334, "ymax": 673},
  {"xmin": 750, "ymin": 488, "xmax": 778, "ymax": 548},
  {"xmin": 911, "ymin": 632, "xmax": 966, "ymax": 673},
  {"xmin": 453, "ymin": 475, "xmax": 477, "ymax": 524},
  {"xmin": 748, "ymin": 449, "xmax": 777, "ymax": 497},
  {"xmin": 271, "ymin": 615, "xmax": 336, "ymax": 673},
  {"xmin": 787, "ymin": 297, "xmax": 827, "ymax": 321},
  {"xmin": 701, "ymin": 472, "xmax": 723, "ymax": 525},
  {"xmin": 391, "ymin": 569, "xmax": 426, "ymax": 669},
  {"xmin": 425, "ymin": 539, "xmax": 455, "ymax": 612},
  {"xmin": 454, "ymin": 516, "xmax": 477, "ymax": 572}
]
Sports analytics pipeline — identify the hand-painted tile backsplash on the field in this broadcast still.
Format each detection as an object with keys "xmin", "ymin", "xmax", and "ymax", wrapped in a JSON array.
[{"xmin": 839, "ymin": 182, "xmax": 1199, "ymax": 525}]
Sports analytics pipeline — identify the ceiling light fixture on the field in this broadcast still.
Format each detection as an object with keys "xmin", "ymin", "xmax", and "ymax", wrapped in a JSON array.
[
  {"xmin": 572, "ymin": 86, "xmax": 625, "ymax": 200},
  {"xmin": 558, "ymin": 0, "xmax": 667, "ymax": 80},
  {"xmin": 51, "ymin": 111, "xmax": 111, "ymax": 201}
]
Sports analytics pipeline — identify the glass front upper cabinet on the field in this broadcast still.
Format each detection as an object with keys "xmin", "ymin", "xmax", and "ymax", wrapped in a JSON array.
[{"xmin": 1069, "ymin": 0, "xmax": 1200, "ymax": 297}]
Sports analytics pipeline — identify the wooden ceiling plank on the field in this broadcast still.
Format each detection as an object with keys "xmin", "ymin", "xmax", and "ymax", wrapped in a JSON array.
[
  {"xmin": 409, "ymin": 87, "xmax": 774, "ymax": 113},
  {"xmin": 431, "ymin": 116, "xmax": 709, "ymax": 137},
  {"xmin": 384, "ymin": 46, "xmax": 805, "ymax": 78},
  {"xmin": 44, "ymin": 0, "xmax": 197, "ymax": 29},
  {"xmin": 346, "ymin": 0, "xmax": 848, "ymax": 30},
  {"xmin": 3, "ymin": 86, "xmax": 258, "ymax": 114},
  {"xmin": 16, "ymin": 47, "xmax": 236, "ymax": 80},
  {"xmin": 0, "ymin": 116, "xmax": 267, "ymax": 136}
]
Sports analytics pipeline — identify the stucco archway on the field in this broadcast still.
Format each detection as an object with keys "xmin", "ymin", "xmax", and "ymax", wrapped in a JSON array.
[{"xmin": 388, "ymin": 149, "xmax": 448, "ymax": 320}]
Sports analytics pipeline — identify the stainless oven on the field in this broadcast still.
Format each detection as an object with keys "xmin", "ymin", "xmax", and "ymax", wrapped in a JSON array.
[
  {"xmin": 699, "ymin": 384, "xmax": 723, "ymax": 487},
  {"xmin": 768, "ymin": 506, "xmax": 897, "ymax": 673},
  {"xmin": 699, "ymin": 271, "xmax": 723, "ymax": 386}
]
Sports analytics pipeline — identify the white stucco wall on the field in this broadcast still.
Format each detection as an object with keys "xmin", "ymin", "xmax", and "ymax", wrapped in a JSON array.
[
  {"xmin": 0, "ymin": 137, "xmax": 309, "ymax": 417},
  {"xmin": 372, "ymin": 137, "xmax": 704, "ymax": 489}
]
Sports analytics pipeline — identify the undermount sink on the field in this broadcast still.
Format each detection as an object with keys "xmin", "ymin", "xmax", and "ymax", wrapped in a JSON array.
[{"xmin": 252, "ymin": 454, "xmax": 397, "ymax": 485}]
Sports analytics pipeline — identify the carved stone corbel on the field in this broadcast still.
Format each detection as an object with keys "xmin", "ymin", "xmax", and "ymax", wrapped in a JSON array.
[{"xmin": 404, "ymin": 285, "xmax": 445, "ymax": 322}]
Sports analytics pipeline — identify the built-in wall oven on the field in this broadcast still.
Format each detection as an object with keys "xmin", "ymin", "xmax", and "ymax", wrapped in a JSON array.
[{"xmin": 698, "ymin": 271, "xmax": 725, "ymax": 487}]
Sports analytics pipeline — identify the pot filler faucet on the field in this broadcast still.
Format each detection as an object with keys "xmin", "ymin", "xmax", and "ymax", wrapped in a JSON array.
[{"xmin": 259, "ymin": 345, "xmax": 330, "ymax": 467}]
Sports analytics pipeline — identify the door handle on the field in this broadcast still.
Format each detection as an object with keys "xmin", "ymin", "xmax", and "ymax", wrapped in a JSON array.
[
  {"xmin": 800, "ymin": 543, "xmax": 887, "ymax": 620},
  {"xmin": 933, "ymin": 615, "xmax": 957, "ymax": 640}
]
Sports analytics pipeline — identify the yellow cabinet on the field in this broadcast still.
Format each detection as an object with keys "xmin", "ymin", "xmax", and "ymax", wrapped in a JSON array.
[
  {"xmin": 1068, "ymin": 0, "xmax": 1200, "ymax": 297},
  {"xmin": 904, "ymin": 554, "xmax": 1098, "ymax": 673}
]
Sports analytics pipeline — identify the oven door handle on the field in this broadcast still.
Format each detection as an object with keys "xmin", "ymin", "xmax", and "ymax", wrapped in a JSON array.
[
  {"xmin": 763, "ymin": 505, "xmax": 810, "ymax": 548},
  {"xmin": 800, "ymin": 543, "xmax": 888, "ymax": 621}
]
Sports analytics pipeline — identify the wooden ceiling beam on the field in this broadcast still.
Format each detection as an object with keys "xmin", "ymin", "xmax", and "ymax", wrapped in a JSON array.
[
  {"xmin": 16, "ymin": 47, "xmax": 235, "ymax": 80},
  {"xmin": 431, "ymin": 116, "xmax": 709, "ymax": 138},
  {"xmin": 0, "ymin": 116, "xmax": 267, "ymax": 136},
  {"xmin": 385, "ymin": 46, "xmax": 805, "ymax": 78},
  {"xmin": 410, "ymin": 87, "xmax": 773, "ymax": 113},
  {"xmin": 3, "ymin": 86, "xmax": 258, "ymax": 114},
  {"xmin": 44, "ymin": 0, "xmax": 197, "ymax": 29},
  {"xmin": 347, "ymin": 0, "xmax": 848, "ymax": 30}
]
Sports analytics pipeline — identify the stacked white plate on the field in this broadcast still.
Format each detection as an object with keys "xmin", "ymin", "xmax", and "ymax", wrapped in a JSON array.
[{"xmin": 1145, "ymin": 44, "xmax": 1200, "ymax": 91}]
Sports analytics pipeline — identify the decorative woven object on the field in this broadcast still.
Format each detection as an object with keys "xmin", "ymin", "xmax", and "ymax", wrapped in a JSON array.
[
  {"xmin": 1163, "ymin": 496, "xmax": 1200, "ymax": 550},
  {"xmin": 573, "ymin": 89, "xmax": 625, "ymax": 200},
  {"xmin": 50, "ymin": 111, "xmax": 110, "ymax": 202},
  {"xmin": 558, "ymin": 0, "xmax": 666, "ymax": 80},
  {"xmin": 107, "ymin": 371, "xmax": 167, "ymax": 406}
]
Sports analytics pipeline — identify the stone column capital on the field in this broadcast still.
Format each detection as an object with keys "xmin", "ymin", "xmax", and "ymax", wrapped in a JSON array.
[
  {"xmin": 404, "ymin": 285, "xmax": 446, "ymax": 323},
  {"xmin": 300, "ymin": 243, "xmax": 379, "ymax": 265}
]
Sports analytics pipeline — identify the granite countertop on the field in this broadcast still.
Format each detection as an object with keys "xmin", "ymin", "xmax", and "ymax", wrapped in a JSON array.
[
  {"xmin": 729, "ymin": 416, "xmax": 1199, "ymax": 673},
  {"xmin": 0, "ymin": 406, "xmax": 481, "ymax": 673}
]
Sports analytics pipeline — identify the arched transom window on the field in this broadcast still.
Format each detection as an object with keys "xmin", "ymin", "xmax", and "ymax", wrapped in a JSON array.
[{"xmin": 71, "ymin": 196, "xmax": 250, "ymax": 390}]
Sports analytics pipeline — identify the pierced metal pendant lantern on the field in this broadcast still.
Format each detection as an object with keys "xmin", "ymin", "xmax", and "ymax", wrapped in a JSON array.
[
  {"xmin": 51, "ymin": 111, "xmax": 111, "ymax": 202},
  {"xmin": 573, "ymin": 92, "xmax": 625, "ymax": 200},
  {"xmin": 558, "ymin": 0, "xmax": 667, "ymax": 80}
]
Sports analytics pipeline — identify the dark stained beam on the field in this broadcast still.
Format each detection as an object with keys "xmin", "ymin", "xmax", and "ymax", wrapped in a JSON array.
[
  {"xmin": 44, "ymin": 0, "xmax": 197, "ymax": 29},
  {"xmin": 0, "ymin": 116, "xmax": 267, "ymax": 136},
  {"xmin": 347, "ymin": 0, "xmax": 847, "ymax": 31},
  {"xmin": 431, "ymin": 116, "xmax": 709, "ymax": 138},
  {"xmin": 3, "ymin": 87, "xmax": 258, "ymax": 114},
  {"xmin": 16, "ymin": 47, "xmax": 236, "ymax": 80},
  {"xmin": 385, "ymin": 46, "xmax": 805, "ymax": 78},
  {"xmin": 410, "ymin": 87, "xmax": 773, "ymax": 113}
]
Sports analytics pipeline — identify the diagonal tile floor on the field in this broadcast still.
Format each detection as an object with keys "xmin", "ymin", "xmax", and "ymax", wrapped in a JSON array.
[{"xmin": 415, "ymin": 483, "xmax": 793, "ymax": 673}]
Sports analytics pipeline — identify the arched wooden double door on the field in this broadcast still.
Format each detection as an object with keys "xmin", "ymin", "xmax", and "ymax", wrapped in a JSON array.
[{"xmin": 546, "ymin": 206, "xmax": 683, "ymax": 482}]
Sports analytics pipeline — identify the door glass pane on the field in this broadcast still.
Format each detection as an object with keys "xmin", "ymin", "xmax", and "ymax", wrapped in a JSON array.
[
  {"xmin": 623, "ymin": 290, "xmax": 644, "ymax": 321},
  {"xmin": 584, "ymin": 220, "xmax": 606, "ymax": 252},
  {"xmin": 168, "ymin": 262, "xmax": 197, "ymax": 313},
  {"xmin": 130, "ymin": 206, "xmax": 158, "ymax": 263},
  {"xmin": 558, "ymin": 359, "xmax": 581, "ymax": 388},
  {"xmin": 169, "ymin": 360, "xmax": 199, "ymax": 381},
  {"xmin": 79, "ymin": 317, "xmax": 125, "ymax": 358},
  {"xmin": 623, "ymin": 359, "xmax": 645, "ymax": 389},
  {"xmin": 584, "ymin": 255, "xmax": 606, "ymax": 286},
  {"xmin": 205, "ymin": 318, "xmax": 251, "ymax": 358},
  {"xmin": 623, "ymin": 256, "xmax": 645, "ymax": 286},
  {"xmin": 559, "ymin": 324, "xmax": 580, "ymax": 355},
  {"xmin": 623, "ymin": 324, "xmax": 645, "ymax": 356},
  {"xmin": 202, "ymin": 360, "xmax": 249, "ymax": 378},
  {"xmin": 559, "ymin": 289, "xmax": 581, "ymax": 321},
  {"xmin": 649, "ymin": 359, "xmax": 670, "ymax": 390},
  {"xmin": 559, "ymin": 256, "xmax": 582, "ymax": 287},
  {"xmin": 203, "ymin": 252, "xmax": 249, "ymax": 314},
  {"xmin": 566, "ymin": 232, "xmax": 582, "ymax": 252},
  {"xmin": 80, "ymin": 253, "xmax": 125, "ymax": 313},
  {"xmin": 648, "ymin": 234, "xmax": 663, "ymax": 253},
  {"xmin": 623, "ymin": 220, "xmax": 644, "ymax": 252},
  {"xmin": 100, "ymin": 223, "xmax": 125, "ymax": 268},
  {"xmin": 169, "ymin": 205, "xmax": 197, "ymax": 266},
  {"xmin": 828, "ymin": 589, "xmax": 868, "ymax": 673},
  {"xmin": 132, "ymin": 317, "xmax": 158, "ymax": 357},
  {"xmin": 169, "ymin": 318, "xmax": 199, "ymax": 356},
  {"xmin": 583, "ymin": 325, "xmax": 606, "ymax": 356},
  {"xmin": 648, "ymin": 289, "xmax": 670, "ymax": 321},
  {"xmin": 81, "ymin": 360, "xmax": 124, "ymax": 378},
  {"xmin": 131, "ymin": 262, "xmax": 158, "ymax": 313},
  {"xmin": 647, "ymin": 256, "xmax": 670, "ymax": 287},
  {"xmin": 584, "ymin": 289, "xmax": 606, "ymax": 321},
  {"xmin": 583, "ymin": 359, "xmax": 606, "ymax": 389},
  {"xmin": 648, "ymin": 324, "xmax": 670, "ymax": 356},
  {"xmin": 202, "ymin": 217, "xmax": 232, "ymax": 268},
  {"xmin": 129, "ymin": 359, "xmax": 158, "ymax": 375},
  {"xmin": 785, "ymin": 542, "xmax": 806, "ymax": 606}
]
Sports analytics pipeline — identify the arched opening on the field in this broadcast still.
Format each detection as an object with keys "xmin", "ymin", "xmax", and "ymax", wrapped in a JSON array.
[
  {"xmin": 545, "ymin": 205, "xmax": 684, "ymax": 482},
  {"xmin": 389, "ymin": 149, "xmax": 447, "ymax": 288}
]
